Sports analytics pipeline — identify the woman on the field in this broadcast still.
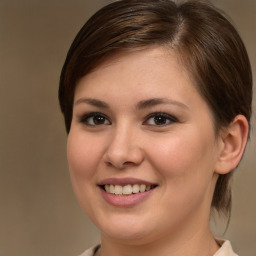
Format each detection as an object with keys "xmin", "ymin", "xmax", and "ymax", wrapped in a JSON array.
[{"xmin": 59, "ymin": 0, "xmax": 252, "ymax": 255}]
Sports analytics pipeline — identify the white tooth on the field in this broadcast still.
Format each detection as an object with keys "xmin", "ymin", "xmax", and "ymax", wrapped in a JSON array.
[
  {"xmin": 146, "ymin": 185, "xmax": 151, "ymax": 191},
  {"xmin": 114, "ymin": 185, "xmax": 123, "ymax": 195},
  {"xmin": 132, "ymin": 184, "xmax": 140, "ymax": 193},
  {"xmin": 140, "ymin": 184, "xmax": 146, "ymax": 192},
  {"xmin": 105, "ymin": 184, "xmax": 110, "ymax": 193},
  {"xmin": 109, "ymin": 185, "xmax": 115, "ymax": 194},
  {"xmin": 123, "ymin": 185, "xmax": 132, "ymax": 195}
]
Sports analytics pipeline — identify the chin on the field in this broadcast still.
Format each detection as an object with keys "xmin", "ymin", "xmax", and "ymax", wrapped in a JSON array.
[{"xmin": 97, "ymin": 214, "xmax": 155, "ymax": 243}]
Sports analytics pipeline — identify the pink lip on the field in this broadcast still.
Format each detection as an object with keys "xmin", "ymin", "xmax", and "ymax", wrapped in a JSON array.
[
  {"xmin": 98, "ymin": 177, "xmax": 158, "ymax": 207},
  {"xmin": 100, "ymin": 187, "xmax": 155, "ymax": 207},
  {"xmin": 98, "ymin": 177, "xmax": 156, "ymax": 186}
]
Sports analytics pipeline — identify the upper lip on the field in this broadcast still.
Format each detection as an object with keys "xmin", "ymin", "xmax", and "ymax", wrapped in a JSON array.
[{"xmin": 98, "ymin": 177, "xmax": 157, "ymax": 186}]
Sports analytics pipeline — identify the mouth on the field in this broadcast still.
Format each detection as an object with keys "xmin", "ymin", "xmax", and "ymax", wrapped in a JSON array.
[
  {"xmin": 98, "ymin": 178, "xmax": 158, "ymax": 206},
  {"xmin": 100, "ymin": 184, "xmax": 158, "ymax": 196}
]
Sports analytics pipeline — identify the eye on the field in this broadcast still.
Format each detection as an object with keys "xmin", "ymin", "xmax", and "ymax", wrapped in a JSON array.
[
  {"xmin": 143, "ymin": 112, "xmax": 177, "ymax": 126},
  {"xmin": 80, "ymin": 112, "xmax": 111, "ymax": 126}
]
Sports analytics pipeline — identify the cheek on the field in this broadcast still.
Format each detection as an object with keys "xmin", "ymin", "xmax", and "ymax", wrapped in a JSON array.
[
  {"xmin": 146, "ymin": 132, "xmax": 217, "ymax": 218},
  {"xmin": 67, "ymin": 131, "xmax": 102, "ymax": 185},
  {"xmin": 66, "ymin": 131, "xmax": 106, "ymax": 218},
  {"xmin": 147, "ymin": 130, "xmax": 216, "ymax": 184}
]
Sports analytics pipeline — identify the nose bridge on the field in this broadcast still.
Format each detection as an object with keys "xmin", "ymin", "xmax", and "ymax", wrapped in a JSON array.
[{"xmin": 104, "ymin": 120, "xmax": 143, "ymax": 168}]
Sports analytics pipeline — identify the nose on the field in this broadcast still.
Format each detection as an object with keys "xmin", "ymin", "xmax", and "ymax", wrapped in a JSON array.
[{"xmin": 103, "ymin": 125, "xmax": 144, "ymax": 169}]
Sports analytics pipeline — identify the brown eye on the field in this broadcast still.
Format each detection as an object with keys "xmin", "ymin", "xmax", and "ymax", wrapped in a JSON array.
[
  {"xmin": 153, "ymin": 116, "xmax": 169, "ymax": 125},
  {"xmin": 81, "ymin": 113, "xmax": 111, "ymax": 126},
  {"xmin": 144, "ymin": 113, "xmax": 177, "ymax": 126},
  {"xmin": 93, "ymin": 115, "xmax": 107, "ymax": 125}
]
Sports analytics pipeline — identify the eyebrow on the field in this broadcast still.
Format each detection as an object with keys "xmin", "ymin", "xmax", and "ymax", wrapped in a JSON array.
[
  {"xmin": 74, "ymin": 98, "xmax": 110, "ymax": 108},
  {"xmin": 74, "ymin": 97, "xmax": 188, "ymax": 110},
  {"xmin": 136, "ymin": 98, "xmax": 189, "ymax": 110}
]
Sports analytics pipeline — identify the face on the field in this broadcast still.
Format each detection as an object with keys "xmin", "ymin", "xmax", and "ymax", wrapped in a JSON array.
[{"xmin": 67, "ymin": 47, "xmax": 222, "ymax": 245}]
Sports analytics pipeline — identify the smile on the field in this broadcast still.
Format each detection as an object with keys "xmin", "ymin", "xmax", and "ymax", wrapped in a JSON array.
[
  {"xmin": 98, "ymin": 178, "xmax": 158, "ymax": 206},
  {"xmin": 103, "ymin": 184, "xmax": 156, "ymax": 196}
]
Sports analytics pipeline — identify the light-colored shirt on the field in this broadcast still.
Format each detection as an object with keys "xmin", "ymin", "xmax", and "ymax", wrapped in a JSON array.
[
  {"xmin": 79, "ymin": 240, "xmax": 238, "ymax": 256},
  {"xmin": 214, "ymin": 239, "xmax": 238, "ymax": 256}
]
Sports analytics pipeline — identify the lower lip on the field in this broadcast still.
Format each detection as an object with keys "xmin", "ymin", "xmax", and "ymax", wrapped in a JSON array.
[{"xmin": 100, "ymin": 187, "xmax": 155, "ymax": 207}]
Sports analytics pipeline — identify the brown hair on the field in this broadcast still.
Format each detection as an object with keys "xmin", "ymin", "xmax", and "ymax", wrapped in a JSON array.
[{"xmin": 59, "ymin": 0, "xmax": 252, "ymax": 217}]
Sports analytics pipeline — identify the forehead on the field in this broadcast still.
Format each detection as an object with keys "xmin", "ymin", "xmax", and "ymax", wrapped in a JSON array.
[
  {"xmin": 75, "ymin": 47, "xmax": 190, "ymax": 94},
  {"xmin": 101, "ymin": 46, "xmax": 183, "ymax": 69},
  {"xmin": 74, "ymin": 47, "xmax": 212, "ymax": 115}
]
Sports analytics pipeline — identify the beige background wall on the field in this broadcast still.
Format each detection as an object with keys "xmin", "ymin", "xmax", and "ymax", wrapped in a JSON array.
[{"xmin": 0, "ymin": 1, "xmax": 255, "ymax": 256}]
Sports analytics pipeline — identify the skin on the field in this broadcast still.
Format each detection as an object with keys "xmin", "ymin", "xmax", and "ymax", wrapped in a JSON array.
[{"xmin": 67, "ymin": 47, "xmax": 248, "ymax": 256}]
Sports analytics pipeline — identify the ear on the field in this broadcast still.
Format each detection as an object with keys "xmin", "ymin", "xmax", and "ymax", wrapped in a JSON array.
[{"xmin": 215, "ymin": 115, "xmax": 249, "ymax": 174}]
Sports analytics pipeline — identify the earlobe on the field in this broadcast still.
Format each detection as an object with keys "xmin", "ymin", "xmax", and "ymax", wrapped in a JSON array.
[{"xmin": 215, "ymin": 115, "xmax": 249, "ymax": 175}]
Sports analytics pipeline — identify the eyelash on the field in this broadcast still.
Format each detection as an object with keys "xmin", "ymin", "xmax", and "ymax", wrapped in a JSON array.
[
  {"xmin": 80, "ymin": 112, "xmax": 111, "ymax": 126},
  {"xmin": 79, "ymin": 112, "xmax": 178, "ymax": 127},
  {"xmin": 143, "ymin": 112, "xmax": 178, "ymax": 126}
]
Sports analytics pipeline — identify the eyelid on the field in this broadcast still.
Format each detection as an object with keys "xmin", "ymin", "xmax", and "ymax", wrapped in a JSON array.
[
  {"xmin": 143, "ymin": 112, "xmax": 178, "ymax": 126},
  {"xmin": 78, "ymin": 111, "xmax": 178, "ymax": 127},
  {"xmin": 80, "ymin": 112, "xmax": 111, "ymax": 126}
]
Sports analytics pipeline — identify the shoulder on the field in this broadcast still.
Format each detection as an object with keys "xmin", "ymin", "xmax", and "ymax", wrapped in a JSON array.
[
  {"xmin": 78, "ymin": 241, "xmax": 237, "ymax": 256},
  {"xmin": 214, "ymin": 239, "xmax": 238, "ymax": 256},
  {"xmin": 78, "ymin": 245, "xmax": 100, "ymax": 256}
]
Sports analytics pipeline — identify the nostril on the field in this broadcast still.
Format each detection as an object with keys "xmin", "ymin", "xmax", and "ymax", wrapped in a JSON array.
[
  {"xmin": 103, "ymin": 139, "xmax": 144, "ymax": 169},
  {"xmin": 103, "ymin": 156, "xmax": 138, "ymax": 169}
]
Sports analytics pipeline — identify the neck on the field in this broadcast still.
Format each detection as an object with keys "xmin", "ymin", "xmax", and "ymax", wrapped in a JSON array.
[{"xmin": 97, "ymin": 227, "xmax": 219, "ymax": 256}]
